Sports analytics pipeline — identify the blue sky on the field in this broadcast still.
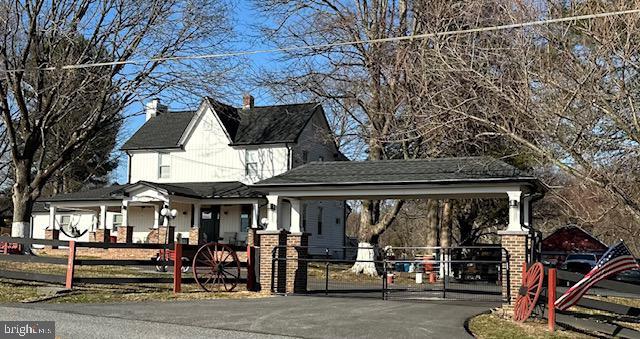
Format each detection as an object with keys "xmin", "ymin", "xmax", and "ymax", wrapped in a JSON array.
[{"xmin": 112, "ymin": 1, "xmax": 278, "ymax": 183}]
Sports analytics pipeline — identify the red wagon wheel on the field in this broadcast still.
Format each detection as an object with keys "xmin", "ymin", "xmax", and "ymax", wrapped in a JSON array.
[
  {"xmin": 513, "ymin": 262, "xmax": 544, "ymax": 322},
  {"xmin": 192, "ymin": 242, "xmax": 241, "ymax": 292}
]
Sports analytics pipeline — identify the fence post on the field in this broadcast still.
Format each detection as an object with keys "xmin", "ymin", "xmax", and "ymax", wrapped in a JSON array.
[
  {"xmin": 324, "ymin": 248, "xmax": 329, "ymax": 296},
  {"xmin": 548, "ymin": 268, "xmax": 556, "ymax": 332},
  {"xmin": 65, "ymin": 240, "xmax": 76, "ymax": 289},
  {"xmin": 247, "ymin": 245, "xmax": 255, "ymax": 291},
  {"xmin": 173, "ymin": 243, "xmax": 182, "ymax": 293}
]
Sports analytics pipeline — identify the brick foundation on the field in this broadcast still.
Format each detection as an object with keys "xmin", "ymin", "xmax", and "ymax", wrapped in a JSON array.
[
  {"xmin": 286, "ymin": 233, "xmax": 309, "ymax": 294},
  {"xmin": 44, "ymin": 229, "xmax": 59, "ymax": 249},
  {"xmin": 189, "ymin": 227, "xmax": 200, "ymax": 245},
  {"xmin": 89, "ymin": 229, "xmax": 110, "ymax": 243},
  {"xmin": 258, "ymin": 230, "xmax": 287, "ymax": 292},
  {"xmin": 256, "ymin": 230, "xmax": 308, "ymax": 294},
  {"xmin": 117, "ymin": 226, "xmax": 134, "ymax": 244},
  {"xmin": 499, "ymin": 230, "xmax": 528, "ymax": 305},
  {"xmin": 146, "ymin": 227, "xmax": 175, "ymax": 244}
]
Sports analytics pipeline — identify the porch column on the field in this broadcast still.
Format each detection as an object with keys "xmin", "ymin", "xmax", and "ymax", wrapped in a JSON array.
[
  {"xmin": 289, "ymin": 199, "xmax": 302, "ymax": 233},
  {"xmin": 522, "ymin": 195, "xmax": 532, "ymax": 229},
  {"xmin": 49, "ymin": 206, "xmax": 57, "ymax": 229},
  {"xmin": 506, "ymin": 191, "xmax": 523, "ymax": 231},
  {"xmin": 99, "ymin": 205, "xmax": 107, "ymax": 229},
  {"xmin": 266, "ymin": 195, "xmax": 279, "ymax": 231},
  {"xmin": 193, "ymin": 203, "xmax": 201, "ymax": 228},
  {"xmin": 121, "ymin": 201, "xmax": 129, "ymax": 226},
  {"xmin": 153, "ymin": 204, "xmax": 160, "ymax": 228},
  {"xmin": 251, "ymin": 202, "xmax": 259, "ymax": 229}
]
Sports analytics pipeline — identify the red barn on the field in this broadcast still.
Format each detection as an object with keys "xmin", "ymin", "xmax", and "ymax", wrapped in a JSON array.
[{"xmin": 541, "ymin": 225, "xmax": 609, "ymax": 265}]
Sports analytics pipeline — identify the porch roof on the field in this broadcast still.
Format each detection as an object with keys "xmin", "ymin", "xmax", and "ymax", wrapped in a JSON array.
[
  {"xmin": 255, "ymin": 157, "xmax": 540, "ymax": 187},
  {"xmin": 120, "ymin": 181, "xmax": 261, "ymax": 199},
  {"xmin": 41, "ymin": 181, "xmax": 261, "ymax": 203},
  {"xmin": 252, "ymin": 157, "xmax": 545, "ymax": 200}
]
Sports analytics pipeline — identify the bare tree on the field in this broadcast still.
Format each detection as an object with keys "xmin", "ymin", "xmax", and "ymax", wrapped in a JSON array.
[{"xmin": 0, "ymin": 0, "xmax": 236, "ymax": 237}]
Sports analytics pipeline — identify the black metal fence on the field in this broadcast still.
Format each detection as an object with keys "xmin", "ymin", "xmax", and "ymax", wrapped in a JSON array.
[{"xmin": 272, "ymin": 245, "xmax": 510, "ymax": 302}]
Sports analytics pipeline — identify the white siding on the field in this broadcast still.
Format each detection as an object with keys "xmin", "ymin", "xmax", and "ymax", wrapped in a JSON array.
[
  {"xmin": 31, "ymin": 212, "xmax": 94, "ymax": 245},
  {"xmin": 129, "ymin": 105, "xmax": 289, "ymax": 184},
  {"xmin": 291, "ymin": 111, "xmax": 346, "ymax": 253}
]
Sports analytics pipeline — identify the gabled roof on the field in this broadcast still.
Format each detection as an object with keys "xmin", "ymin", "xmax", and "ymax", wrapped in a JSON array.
[
  {"xmin": 121, "ymin": 98, "xmax": 321, "ymax": 150},
  {"xmin": 542, "ymin": 225, "xmax": 609, "ymax": 251},
  {"xmin": 120, "ymin": 181, "xmax": 260, "ymax": 199},
  {"xmin": 231, "ymin": 103, "xmax": 320, "ymax": 145},
  {"xmin": 41, "ymin": 182, "xmax": 260, "ymax": 202},
  {"xmin": 254, "ymin": 156, "xmax": 540, "ymax": 187},
  {"xmin": 121, "ymin": 111, "xmax": 195, "ymax": 151}
]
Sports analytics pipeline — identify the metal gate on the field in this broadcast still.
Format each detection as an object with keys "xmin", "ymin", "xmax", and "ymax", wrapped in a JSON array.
[{"xmin": 271, "ymin": 245, "xmax": 510, "ymax": 302}]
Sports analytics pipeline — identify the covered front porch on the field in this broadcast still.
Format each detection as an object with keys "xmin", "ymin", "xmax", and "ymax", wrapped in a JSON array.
[{"xmin": 40, "ymin": 181, "xmax": 265, "ymax": 245}]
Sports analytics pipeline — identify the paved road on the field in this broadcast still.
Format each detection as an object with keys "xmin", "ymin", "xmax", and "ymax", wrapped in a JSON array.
[
  {"xmin": 0, "ymin": 305, "xmax": 283, "ymax": 339},
  {"xmin": 5, "ymin": 296, "xmax": 496, "ymax": 338}
]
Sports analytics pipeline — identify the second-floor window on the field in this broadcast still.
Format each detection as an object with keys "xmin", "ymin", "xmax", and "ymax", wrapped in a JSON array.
[
  {"xmin": 158, "ymin": 152, "xmax": 170, "ymax": 178},
  {"xmin": 245, "ymin": 150, "xmax": 259, "ymax": 177}
]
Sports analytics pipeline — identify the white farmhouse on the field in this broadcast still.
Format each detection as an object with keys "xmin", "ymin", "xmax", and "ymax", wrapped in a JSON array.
[{"xmin": 32, "ymin": 95, "xmax": 348, "ymax": 252}]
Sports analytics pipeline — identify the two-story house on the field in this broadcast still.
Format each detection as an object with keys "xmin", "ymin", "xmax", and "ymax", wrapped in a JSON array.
[{"xmin": 31, "ymin": 95, "xmax": 348, "ymax": 252}]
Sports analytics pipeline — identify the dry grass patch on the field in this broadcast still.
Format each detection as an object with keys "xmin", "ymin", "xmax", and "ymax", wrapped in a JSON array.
[{"xmin": 469, "ymin": 312, "xmax": 591, "ymax": 339}]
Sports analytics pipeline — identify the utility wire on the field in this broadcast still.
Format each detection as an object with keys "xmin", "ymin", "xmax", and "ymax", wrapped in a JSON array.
[{"xmin": 2, "ymin": 8, "xmax": 639, "ymax": 73}]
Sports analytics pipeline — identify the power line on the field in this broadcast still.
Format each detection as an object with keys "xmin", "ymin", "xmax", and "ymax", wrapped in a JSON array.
[{"xmin": 2, "ymin": 8, "xmax": 640, "ymax": 73}]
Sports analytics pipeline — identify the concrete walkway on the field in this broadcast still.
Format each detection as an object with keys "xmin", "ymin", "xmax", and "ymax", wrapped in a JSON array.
[{"xmin": 8, "ymin": 296, "xmax": 496, "ymax": 338}]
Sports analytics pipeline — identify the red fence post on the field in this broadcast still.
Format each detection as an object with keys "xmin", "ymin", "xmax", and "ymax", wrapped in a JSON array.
[
  {"xmin": 548, "ymin": 268, "xmax": 556, "ymax": 332},
  {"xmin": 173, "ymin": 243, "xmax": 182, "ymax": 293},
  {"xmin": 247, "ymin": 245, "xmax": 255, "ymax": 291},
  {"xmin": 65, "ymin": 240, "xmax": 76, "ymax": 289}
]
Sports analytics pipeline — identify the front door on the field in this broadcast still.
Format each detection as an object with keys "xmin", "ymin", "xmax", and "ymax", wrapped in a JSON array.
[{"xmin": 200, "ymin": 206, "xmax": 220, "ymax": 243}]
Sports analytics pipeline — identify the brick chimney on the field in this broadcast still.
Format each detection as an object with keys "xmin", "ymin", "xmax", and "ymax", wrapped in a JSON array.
[
  {"xmin": 242, "ymin": 93, "xmax": 254, "ymax": 110},
  {"xmin": 145, "ymin": 98, "xmax": 168, "ymax": 121}
]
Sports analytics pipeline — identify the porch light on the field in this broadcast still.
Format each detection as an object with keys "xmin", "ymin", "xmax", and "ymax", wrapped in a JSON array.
[
  {"xmin": 509, "ymin": 200, "xmax": 519, "ymax": 208},
  {"xmin": 160, "ymin": 207, "xmax": 178, "ymax": 218},
  {"xmin": 260, "ymin": 217, "xmax": 269, "ymax": 228}
]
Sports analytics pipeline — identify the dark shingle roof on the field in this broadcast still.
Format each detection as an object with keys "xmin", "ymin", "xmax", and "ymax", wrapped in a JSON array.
[
  {"xmin": 254, "ymin": 157, "xmax": 537, "ymax": 186},
  {"xmin": 231, "ymin": 103, "xmax": 320, "ymax": 145},
  {"xmin": 121, "ymin": 111, "xmax": 195, "ymax": 151},
  {"xmin": 128, "ymin": 181, "xmax": 260, "ymax": 199},
  {"xmin": 43, "ymin": 185, "xmax": 127, "ymax": 202},
  {"xmin": 41, "ymin": 182, "xmax": 260, "ymax": 202},
  {"xmin": 120, "ymin": 99, "xmax": 321, "ymax": 150}
]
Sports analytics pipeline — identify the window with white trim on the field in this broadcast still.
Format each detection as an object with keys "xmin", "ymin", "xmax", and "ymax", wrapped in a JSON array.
[
  {"xmin": 158, "ymin": 152, "xmax": 171, "ymax": 178},
  {"xmin": 113, "ymin": 214, "xmax": 123, "ymax": 228},
  {"xmin": 245, "ymin": 150, "xmax": 259, "ymax": 178},
  {"xmin": 60, "ymin": 215, "xmax": 71, "ymax": 228}
]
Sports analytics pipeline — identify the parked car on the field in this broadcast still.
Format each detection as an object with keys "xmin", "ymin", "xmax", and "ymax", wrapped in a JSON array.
[
  {"xmin": 561, "ymin": 253, "xmax": 597, "ymax": 274},
  {"xmin": 612, "ymin": 268, "xmax": 640, "ymax": 285}
]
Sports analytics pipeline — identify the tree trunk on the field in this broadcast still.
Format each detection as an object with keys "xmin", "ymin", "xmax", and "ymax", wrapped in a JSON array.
[
  {"xmin": 440, "ymin": 200, "xmax": 452, "ymax": 277},
  {"xmin": 425, "ymin": 199, "xmax": 439, "ymax": 248},
  {"xmin": 11, "ymin": 160, "xmax": 33, "ymax": 238},
  {"xmin": 351, "ymin": 200, "xmax": 381, "ymax": 276}
]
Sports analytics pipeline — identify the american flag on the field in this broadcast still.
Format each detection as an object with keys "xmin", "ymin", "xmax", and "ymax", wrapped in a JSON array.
[{"xmin": 555, "ymin": 241, "xmax": 639, "ymax": 311}]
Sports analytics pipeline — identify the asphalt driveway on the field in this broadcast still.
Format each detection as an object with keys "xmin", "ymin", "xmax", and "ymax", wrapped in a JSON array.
[{"xmin": 7, "ymin": 296, "xmax": 496, "ymax": 338}]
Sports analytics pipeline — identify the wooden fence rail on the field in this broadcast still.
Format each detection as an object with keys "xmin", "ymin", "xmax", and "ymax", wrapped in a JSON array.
[
  {"xmin": 543, "ymin": 267, "xmax": 640, "ymax": 338},
  {"xmin": 0, "ymin": 236, "xmax": 255, "ymax": 293}
]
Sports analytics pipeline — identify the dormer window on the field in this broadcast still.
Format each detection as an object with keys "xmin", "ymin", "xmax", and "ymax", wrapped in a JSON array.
[{"xmin": 158, "ymin": 152, "xmax": 171, "ymax": 178}]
